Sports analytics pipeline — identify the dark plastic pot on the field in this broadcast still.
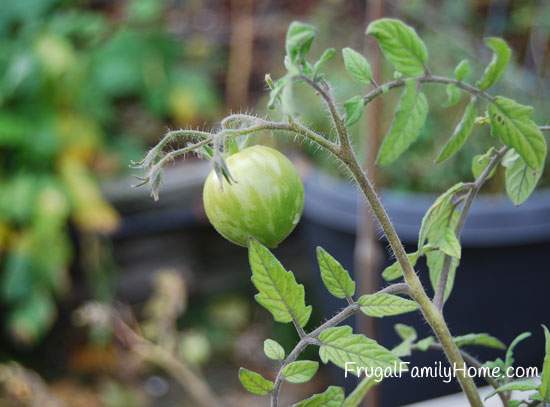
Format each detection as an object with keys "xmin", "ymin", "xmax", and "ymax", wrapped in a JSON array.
[{"xmin": 302, "ymin": 170, "xmax": 550, "ymax": 406}]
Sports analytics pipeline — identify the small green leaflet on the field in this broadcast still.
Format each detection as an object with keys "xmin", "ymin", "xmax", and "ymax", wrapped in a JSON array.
[
  {"xmin": 366, "ymin": 18, "xmax": 428, "ymax": 76},
  {"xmin": 282, "ymin": 360, "xmax": 319, "ymax": 384},
  {"xmin": 476, "ymin": 37, "xmax": 511, "ymax": 91},
  {"xmin": 504, "ymin": 150, "xmax": 542, "ymax": 205},
  {"xmin": 505, "ymin": 332, "xmax": 531, "ymax": 369},
  {"xmin": 382, "ymin": 251, "xmax": 420, "ymax": 282},
  {"xmin": 540, "ymin": 325, "xmax": 550, "ymax": 402},
  {"xmin": 268, "ymin": 76, "xmax": 289, "ymax": 110},
  {"xmin": 472, "ymin": 147, "xmax": 497, "ymax": 180},
  {"xmin": 344, "ymin": 96, "xmax": 365, "ymax": 127},
  {"xmin": 342, "ymin": 377, "xmax": 378, "ymax": 407},
  {"xmin": 318, "ymin": 325, "xmax": 400, "ymax": 375},
  {"xmin": 453, "ymin": 333, "xmax": 506, "ymax": 350},
  {"xmin": 249, "ymin": 240, "xmax": 312, "ymax": 327},
  {"xmin": 264, "ymin": 338, "xmax": 285, "ymax": 361},
  {"xmin": 444, "ymin": 84, "xmax": 461, "ymax": 107},
  {"xmin": 377, "ymin": 79, "xmax": 429, "ymax": 166},
  {"xmin": 358, "ymin": 293, "xmax": 418, "ymax": 318},
  {"xmin": 415, "ymin": 336, "xmax": 435, "ymax": 351},
  {"xmin": 395, "ymin": 324, "xmax": 417, "ymax": 341},
  {"xmin": 342, "ymin": 47, "xmax": 373, "ymax": 85},
  {"xmin": 238, "ymin": 367, "xmax": 274, "ymax": 395},
  {"xmin": 489, "ymin": 96, "xmax": 547, "ymax": 171},
  {"xmin": 454, "ymin": 59, "xmax": 471, "ymax": 81},
  {"xmin": 313, "ymin": 48, "xmax": 336, "ymax": 77},
  {"xmin": 484, "ymin": 379, "xmax": 539, "ymax": 401},
  {"xmin": 286, "ymin": 21, "xmax": 316, "ymax": 65},
  {"xmin": 436, "ymin": 98, "xmax": 477, "ymax": 163},
  {"xmin": 316, "ymin": 247, "xmax": 356, "ymax": 299},
  {"xmin": 293, "ymin": 386, "xmax": 345, "ymax": 407},
  {"xmin": 427, "ymin": 249, "xmax": 458, "ymax": 301}
]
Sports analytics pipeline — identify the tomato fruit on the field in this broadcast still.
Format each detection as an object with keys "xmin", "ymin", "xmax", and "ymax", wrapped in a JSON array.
[{"xmin": 203, "ymin": 145, "xmax": 304, "ymax": 248}]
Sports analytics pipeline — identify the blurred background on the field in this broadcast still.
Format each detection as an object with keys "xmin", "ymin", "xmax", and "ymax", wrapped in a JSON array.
[{"xmin": 0, "ymin": 0, "xmax": 549, "ymax": 406}]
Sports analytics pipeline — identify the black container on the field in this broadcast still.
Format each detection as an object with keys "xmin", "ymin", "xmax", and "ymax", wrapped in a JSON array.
[{"xmin": 302, "ymin": 171, "xmax": 550, "ymax": 406}]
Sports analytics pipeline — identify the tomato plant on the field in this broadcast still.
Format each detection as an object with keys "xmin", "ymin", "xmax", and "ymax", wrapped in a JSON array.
[{"xmin": 203, "ymin": 145, "xmax": 304, "ymax": 248}]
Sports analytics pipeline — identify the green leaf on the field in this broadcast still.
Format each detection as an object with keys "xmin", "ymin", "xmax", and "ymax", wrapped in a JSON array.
[
  {"xmin": 505, "ymin": 332, "xmax": 531, "ymax": 369},
  {"xmin": 540, "ymin": 325, "xmax": 550, "ymax": 402},
  {"xmin": 282, "ymin": 360, "xmax": 319, "ymax": 384},
  {"xmin": 382, "ymin": 251, "xmax": 420, "ymax": 281},
  {"xmin": 313, "ymin": 48, "xmax": 336, "ymax": 76},
  {"xmin": 358, "ymin": 293, "xmax": 418, "ymax": 318},
  {"xmin": 415, "ymin": 336, "xmax": 435, "ymax": 351},
  {"xmin": 319, "ymin": 326, "xmax": 400, "ymax": 375},
  {"xmin": 366, "ymin": 18, "xmax": 428, "ymax": 76},
  {"xmin": 454, "ymin": 333, "xmax": 506, "ymax": 350},
  {"xmin": 344, "ymin": 96, "xmax": 364, "ymax": 127},
  {"xmin": 427, "ymin": 249, "xmax": 458, "ymax": 301},
  {"xmin": 395, "ymin": 324, "xmax": 417, "ymax": 341},
  {"xmin": 377, "ymin": 79, "xmax": 429, "ymax": 166},
  {"xmin": 342, "ymin": 47, "xmax": 373, "ymax": 85},
  {"xmin": 268, "ymin": 76, "xmax": 289, "ymax": 110},
  {"xmin": 264, "ymin": 339, "xmax": 285, "ymax": 361},
  {"xmin": 472, "ymin": 147, "xmax": 497, "ymax": 179},
  {"xmin": 504, "ymin": 151, "xmax": 542, "ymax": 205},
  {"xmin": 439, "ymin": 228, "xmax": 461, "ymax": 259},
  {"xmin": 316, "ymin": 247, "xmax": 356, "ymax": 299},
  {"xmin": 293, "ymin": 386, "xmax": 345, "ymax": 407},
  {"xmin": 444, "ymin": 84, "xmax": 462, "ymax": 107},
  {"xmin": 484, "ymin": 379, "xmax": 539, "ymax": 401},
  {"xmin": 454, "ymin": 59, "xmax": 471, "ymax": 81},
  {"xmin": 436, "ymin": 98, "xmax": 477, "ymax": 163},
  {"xmin": 248, "ymin": 240, "xmax": 312, "ymax": 327},
  {"xmin": 489, "ymin": 96, "xmax": 547, "ymax": 171},
  {"xmin": 286, "ymin": 21, "xmax": 316, "ymax": 65},
  {"xmin": 8, "ymin": 290, "xmax": 56, "ymax": 344},
  {"xmin": 342, "ymin": 377, "xmax": 378, "ymax": 407},
  {"xmin": 238, "ymin": 367, "xmax": 274, "ymax": 396},
  {"xmin": 476, "ymin": 37, "xmax": 512, "ymax": 90}
]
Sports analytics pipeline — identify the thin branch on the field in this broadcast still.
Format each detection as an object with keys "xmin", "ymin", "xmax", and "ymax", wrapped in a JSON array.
[
  {"xmin": 433, "ymin": 146, "xmax": 508, "ymax": 310},
  {"xmin": 540, "ymin": 125, "xmax": 550, "ymax": 132}
]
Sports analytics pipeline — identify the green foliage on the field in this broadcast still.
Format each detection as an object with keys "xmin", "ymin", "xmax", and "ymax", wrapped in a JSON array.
[
  {"xmin": 382, "ymin": 251, "xmax": 420, "ymax": 281},
  {"xmin": 342, "ymin": 377, "xmax": 378, "ymax": 407},
  {"xmin": 282, "ymin": 360, "xmax": 319, "ymax": 384},
  {"xmin": 489, "ymin": 96, "xmax": 547, "ymax": 171},
  {"xmin": 472, "ymin": 147, "xmax": 497, "ymax": 179},
  {"xmin": 541, "ymin": 325, "xmax": 550, "ymax": 402},
  {"xmin": 506, "ymin": 332, "xmax": 532, "ymax": 370},
  {"xmin": 318, "ymin": 325, "xmax": 400, "ymax": 375},
  {"xmin": 286, "ymin": 22, "xmax": 316, "ymax": 68},
  {"xmin": 248, "ymin": 240, "xmax": 312, "ymax": 327},
  {"xmin": 454, "ymin": 59, "xmax": 472, "ymax": 81},
  {"xmin": 436, "ymin": 98, "xmax": 477, "ymax": 163},
  {"xmin": 377, "ymin": 79, "xmax": 429, "ymax": 165},
  {"xmin": 343, "ymin": 96, "xmax": 365, "ymax": 127},
  {"xmin": 358, "ymin": 293, "xmax": 418, "ymax": 317},
  {"xmin": 427, "ymin": 249, "xmax": 458, "ymax": 301},
  {"xmin": 264, "ymin": 339, "xmax": 286, "ymax": 361},
  {"xmin": 316, "ymin": 247, "xmax": 356, "ymax": 299},
  {"xmin": 342, "ymin": 48, "xmax": 373, "ymax": 85},
  {"xmin": 238, "ymin": 367, "xmax": 274, "ymax": 396},
  {"xmin": 453, "ymin": 333, "xmax": 506, "ymax": 350},
  {"xmin": 503, "ymin": 150, "xmax": 542, "ymax": 205},
  {"xmin": 293, "ymin": 386, "xmax": 345, "ymax": 407},
  {"xmin": 366, "ymin": 18, "xmax": 428, "ymax": 76},
  {"xmin": 485, "ymin": 379, "xmax": 539, "ymax": 401},
  {"xmin": 476, "ymin": 37, "xmax": 512, "ymax": 90}
]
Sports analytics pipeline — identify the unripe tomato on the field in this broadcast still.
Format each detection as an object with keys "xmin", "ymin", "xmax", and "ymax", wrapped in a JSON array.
[{"xmin": 203, "ymin": 145, "xmax": 304, "ymax": 248}]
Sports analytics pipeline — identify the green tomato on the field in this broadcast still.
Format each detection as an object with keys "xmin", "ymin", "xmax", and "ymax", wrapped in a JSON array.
[{"xmin": 203, "ymin": 145, "xmax": 304, "ymax": 248}]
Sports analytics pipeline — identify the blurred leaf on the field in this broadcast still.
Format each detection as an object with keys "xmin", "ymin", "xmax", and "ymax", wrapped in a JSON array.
[
  {"xmin": 342, "ymin": 47, "xmax": 373, "ymax": 85},
  {"xmin": 453, "ymin": 333, "xmax": 506, "ymax": 350},
  {"xmin": 540, "ymin": 325, "xmax": 550, "ymax": 402},
  {"xmin": 454, "ymin": 59, "xmax": 471, "ymax": 81},
  {"xmin": 293, "ymin": 386, "xmax": 344, "ymax": 407},
  {"xmin": 238, "ymin": 368, "xmax": 273, "ymax": 396},
  {"xmin": 8, "ymin": 290, "xmax": 56, "ymax": 344},
  {"xmin": 282, "ymin": 360, "xmax": 319, "ymax": 384},
  {"xmin": 437, "ymin": 98, "xmax": 477, "ymax": 163},
  {"xmin": 476, "ymin": 37, "xmax": 511, "ymax": 91},
  {"xmin": 285, "ymin": 22, "xmax": 316, "ymax": 67}
]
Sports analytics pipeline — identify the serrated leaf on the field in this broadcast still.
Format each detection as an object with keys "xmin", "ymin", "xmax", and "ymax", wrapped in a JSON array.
[
  {"xmin": 382, "ymin": 251, "xmax": 420, "ymax": 281},
  {"xmin": 282, "ymin": 360, "xmax": 319, "ymax": 384},
  {"xmin": 238, "ymin": 367, "xmax": 274, "ymax": 395},
  {"xmin": 366, "ymin": 18, "xmax": 428, "ymax": 76},
  {"xmin": 454, "ymin": 333, "xmax": 506, "ymax": 350},
  {"xmin": 318, "ymin": 325, "xmax": 400, "ymax": 375},
  {"xmin": 286, "ymin": 21, "xmax": 316, "ymax": 65},
  {"xmin": 484, "ymin": 379, "xmax": 539, "ymax": 401},
  {"xmin": 477, "ymin": 37, "xmax": 511, "ymax": 90},
  {"xmin": 436, "ymin": 98, "xmax": 477, "ymax": 163},
  {"xmin": 358, "ymin": 293, "xmax": 418, "ymax": 318},
  {"xmin": 489, "ymin": 96, "xmax": 547, "ymax": 171},
  {"xmin": 505, "ymin": 332, "xmax": 531, "ymax": 369},
  {"xmin": 454, "ymin": 59, "xmax": 471, "ymax": 81},
  {"xmin": 505, "ymin": 152, "xmax": 542, "ymax": 205},
  {"xmin": 472, "ymin": 147, "xmax": 497, "ymax": 179},
  {"xmin": 293, "ymin": 386, "xmax": 345, "ymax": 407},
  {"xmin": 377, "ymin": 79, "xmax": 428, "ymax": 166},
  {"xmin": 249, "ymin": 240, "xmax": 312, "ymax": 327},
  {"xmin": 395, "ymin": 323, "xmax": 417, "ymax": 341},
  {"xmin": 342, "ymin": 47, "xmax": 373, "ymax": 85},
  {"xmin": 540, "ymin": 325, "xmax": 550, "ymax": 402},
  {"xmin": 264, "ymin": 338, "xmax": 285, "ymax": 360},
  {"xmin": 427, "ymin": 249, "xmax": 458, "ymax": 301},
  {"xmin": 342, "ymin": 377, "xmax": 378, "ymax": 407},
  {"xmin": 415, "ymin": 336, "xmax": 435, "ymax": 351},
  {"xmin": 344, "ymin": 96, "xmax": 364, "ymax": 127},
  {"xmin": 316, "ymin": 247, "xmax": 356, "ymax": 299}
]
